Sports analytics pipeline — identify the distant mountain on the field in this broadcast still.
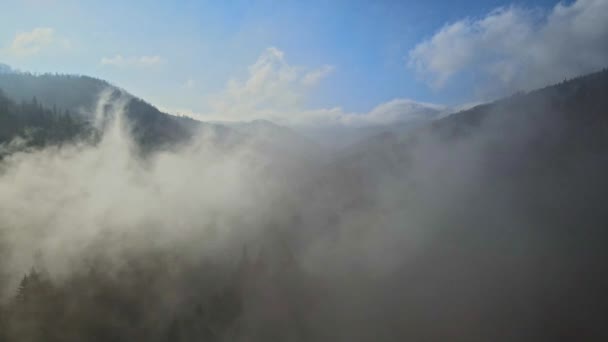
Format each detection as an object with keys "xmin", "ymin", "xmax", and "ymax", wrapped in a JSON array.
[
  {"xmin": 229, "ymin": 119, "xmax": 326, "ymax": 160},
  {"xmin": 0, "ymin": 70, "xmax": 328, "ymax": 158},
  {"xmin": 294, "ymin": 100, "xmax": 445, "ymax": 148},
  {"xmin": 294, "ymin": 120, "xmax": 428, "ymax": 150}
]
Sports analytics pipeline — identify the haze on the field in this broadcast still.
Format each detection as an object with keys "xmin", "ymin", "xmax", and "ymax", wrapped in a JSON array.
[{"xmin": 0, "ymin": 0, "xmax": 607, "ymax": 341}]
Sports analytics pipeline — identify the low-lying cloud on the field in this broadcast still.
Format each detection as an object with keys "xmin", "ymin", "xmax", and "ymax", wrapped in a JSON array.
[
  {"xmin": 0, "ymin": 92, "xmax": 290, "ymax": 283},
  {"xmin": 1, "ymin": 76, "xmax": 606, "ymax": 339}
]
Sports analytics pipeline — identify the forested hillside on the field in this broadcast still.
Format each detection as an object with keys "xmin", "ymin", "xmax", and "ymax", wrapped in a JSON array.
[
  {"xmin": 0, "ymin": 73, "xmax": 109, "ymax": 115},
  {"xmin": 0, "ymin": 89, "xmax": 91, "ymax": 154},
  {"xmin": 308, "ymin": 68, "xmax": 608, "ymax": 340},
  {"xmin": 0, "ymin": 72, "xmax": 202, "ymax": 151},
  {"xmin": 0, "ymin": 69, "xmax": 607, "ymax": 341}
]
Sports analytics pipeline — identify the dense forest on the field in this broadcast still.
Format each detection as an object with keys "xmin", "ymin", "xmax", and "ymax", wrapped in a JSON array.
[
  {"xmin": 0, "ymin": 69, "xmax": 607, "ymax": 341},
  {"xmin": 0, "ymin": 89, "xmax": 91, "ymax": 155},
  {"xmin": 0, "ymin": 257, "xmax": 252, "ymax": 341}
]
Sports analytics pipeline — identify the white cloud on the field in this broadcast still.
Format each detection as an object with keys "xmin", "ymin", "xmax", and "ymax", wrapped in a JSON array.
[
  {"xmin": 408, "ymin": 0, "xmax": 608, "ymax": 95},
  {"xmin": 101, "ymin": 55, "xmax": 164, "ymax": 68},
  {"xmin": 205, "ymin": 47, "xmax": 319, "ymax": 121},
  {"xmin": 7, "ymin": 27, "xmax": 56, "ymax": 56},
  {"xmin": 201, "ymin": 47, "xmax": 443, "ymax": 128}
]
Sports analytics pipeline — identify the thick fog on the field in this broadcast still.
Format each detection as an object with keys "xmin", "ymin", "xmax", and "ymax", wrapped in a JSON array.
[
  {"xmin": 0, "ymin": 85, "xmax": 606, "ymax": 341},
  {"xmin": 1, "ymin": 90, "xmax": 299, "ymax": 280}
]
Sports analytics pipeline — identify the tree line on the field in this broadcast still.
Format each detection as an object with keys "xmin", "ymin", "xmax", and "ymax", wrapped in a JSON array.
[{"xmin": 0, "ymin": 89, "xmax": 92, "ymax": 155}]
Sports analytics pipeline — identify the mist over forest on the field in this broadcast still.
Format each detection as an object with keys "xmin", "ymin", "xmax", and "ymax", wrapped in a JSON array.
[
  {"xmin": 0, "ymin": 66, "xmax": 606, "ymax": 341},
  {"xmin": 1, "ymin": 0, "xmax": 608, "ymax": 340}
]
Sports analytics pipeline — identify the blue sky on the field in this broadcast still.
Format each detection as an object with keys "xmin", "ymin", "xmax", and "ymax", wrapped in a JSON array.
[{"xmin": 1, "ymin": 0, "xmax": 606, "ymax": 126}]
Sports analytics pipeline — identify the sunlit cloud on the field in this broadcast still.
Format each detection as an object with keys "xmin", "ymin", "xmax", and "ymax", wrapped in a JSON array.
[
  {"xmin": 6, "ymin": 27, "xmax": 61, "ymax": 57},
  {"xmin": 197, "ymin": 47, "xmax": 443, "ymax": 128}
]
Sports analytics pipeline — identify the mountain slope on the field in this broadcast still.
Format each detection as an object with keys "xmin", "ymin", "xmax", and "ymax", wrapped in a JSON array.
[
  {"xmin": 319, "ymin": 68, "xmax": 608, "ymax": 340},
  {"xmin": 1, "ymin": 65, "xmax": 607, "ymax": 340},
  {"xmin": 343, "ymin": 68, "xmax": 608, "ymax": 173},
  {"xmin": 0, "ymin": 71, "xmax": 203, "ymax": 151},
  {"xmin": 0, "ymin": 89, "xmax": 92, "ymax": 154}
]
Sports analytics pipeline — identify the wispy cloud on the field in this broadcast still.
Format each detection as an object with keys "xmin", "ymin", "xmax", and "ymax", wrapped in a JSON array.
[
  {"xmin": 301, "ymin": 65, "xmax": 334, "ymax": 86},
  {"xmin": 101, "ymin": 55, "xmax": 164, "ymax": 68},
  {"xmin": 408, "ymin": 0, "xmax": 608, "ymax": 95},
  {"xmin": 6, "ymin": 27, "xmax": 60, "ymax": 57},
  {"xmin": 183, "ymin": 79, "xmax": 196, "ymax": 89}
]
